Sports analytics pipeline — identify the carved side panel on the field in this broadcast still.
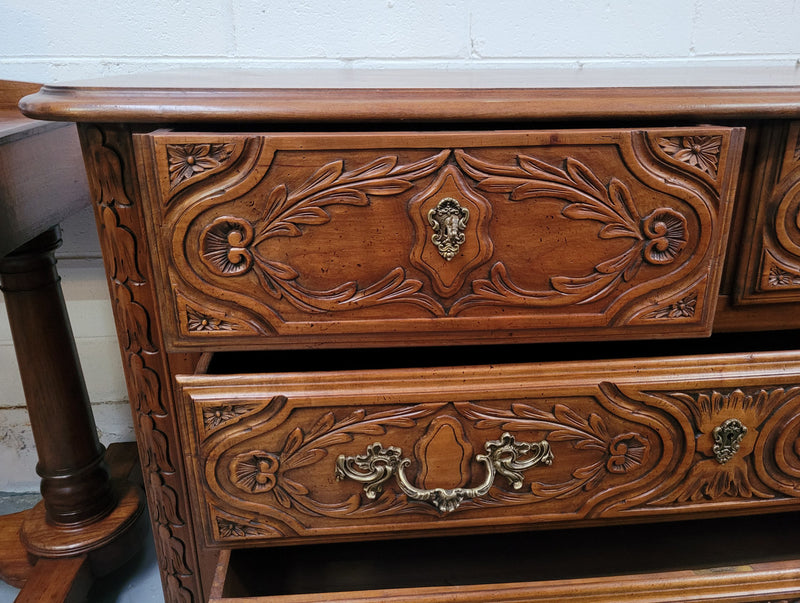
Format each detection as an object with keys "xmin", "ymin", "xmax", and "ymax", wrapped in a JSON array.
[
  {"xmin": 135, "ymin": 127, "xmax": 743, "ymax": 350},
  {"xmin": 78, "ymin": 124, "xmax": 202, "ymax": 602},
  {"xmin": 736, "ymin": 121, "xmax": 800, "ymax": 303},
  {"xmin": 177, "ymin": 365, "xmax": 800, "ymax": 547}
]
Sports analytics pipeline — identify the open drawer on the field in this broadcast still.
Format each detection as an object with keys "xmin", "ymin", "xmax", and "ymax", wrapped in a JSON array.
[
  {"xmin": 136, "ymin": 126, "xmax": 744, "ymax": 350},
  {"xmin": 207, "ymin": 512, "xmax": 800, "ymax": 602},
  {"xmin": 176, "ymin": 333, "xmax": 800, "ymax": 549}
]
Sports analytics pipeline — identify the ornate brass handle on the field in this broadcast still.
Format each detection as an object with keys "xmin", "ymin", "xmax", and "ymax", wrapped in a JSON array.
[{"xmin": 335, "ymin": 433, "xmax": 553, "ymax": 513}]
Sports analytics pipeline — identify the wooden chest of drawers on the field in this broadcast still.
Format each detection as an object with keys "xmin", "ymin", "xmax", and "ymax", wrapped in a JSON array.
[{"xmin": 20, "ymin": 68, "xmax": 800, "ymax": 602}]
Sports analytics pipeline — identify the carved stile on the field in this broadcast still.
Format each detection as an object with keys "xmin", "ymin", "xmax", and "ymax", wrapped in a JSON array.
[{"xmin": 78, "ymin": 124, "xmax": 202, "ymax": 602}]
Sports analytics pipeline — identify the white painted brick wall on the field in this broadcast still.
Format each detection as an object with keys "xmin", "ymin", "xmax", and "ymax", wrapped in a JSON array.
[{"xmin": 0, "ymin": 0, "xmax": 799, "ymax": 491}]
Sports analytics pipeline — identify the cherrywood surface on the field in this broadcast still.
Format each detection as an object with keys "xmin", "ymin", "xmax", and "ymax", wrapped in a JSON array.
[
  {"xmin": 14, "ymin": 556, "xmax": 92, "ymax": 603},
  {"xmin": 180, "ymin": 347, "xmax": 800, "ymax": 547},
  {"xmin": 136, "ymin": 127, "xmax": 743, "ymax": 350},
  {"xmin": 17, "ymin": 71, "xmax": 800, "ymax": 602},
  {"xmin": 0, "ymin": 80, "xmax": 88, "ymax": 257},
  {"xmin": 16, "ymin": 66, "xmax": 800, "ymax": 123},
  {"xmin": 0, "ymin": 228, "xmax": 115, "ymax": 527},
  {"xmin": 0, "ymin": 510, "xmax": 35, "ymax": 588}
]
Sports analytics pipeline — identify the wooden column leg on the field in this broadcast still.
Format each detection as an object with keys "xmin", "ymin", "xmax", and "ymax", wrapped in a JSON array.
[
  {"xmin": 0, "ymin": 226, "xmax": 114, "ymax": 527},
  {"xmin": 0, "ymin": 226, "xmax": 144, "ymax": 579}
]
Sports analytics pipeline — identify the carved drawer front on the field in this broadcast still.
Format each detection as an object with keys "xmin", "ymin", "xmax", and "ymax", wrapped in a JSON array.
[
  {"xmin": 737, "ymin": 121, "xmax": 800, "ymax": 304},
  {"xmin": 135, "ymin": 127, "xmax": 743, "ymax": 350},
  {"xmin": 177, "ymin": 351, "xmax": 800, "ymax": 547}
]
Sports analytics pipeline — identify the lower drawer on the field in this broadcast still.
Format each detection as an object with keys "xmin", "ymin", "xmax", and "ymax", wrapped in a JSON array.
[
  {"xmin": 208, "ymin": 512, "xmax": 800, "ymax": 602},
  {"xmin": 177, "ymin": 334, "xmax": 800, "ymax": 548}
]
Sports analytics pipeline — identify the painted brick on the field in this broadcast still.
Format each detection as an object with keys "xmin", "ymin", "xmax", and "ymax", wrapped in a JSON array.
[
  {"xmin": 692, "ymin": 0, "xmax": 800, "ymax": 55},
  {"xmin": 2, "ymin": 0, "xmax": 235, "ymax": 57},
  {"xmin": 233, "ymin": 0, "xmax": 470, "ymax": 59},
  {"xmin": 470, "ymin": 0, "xmax": 693, "ymax": 59}
]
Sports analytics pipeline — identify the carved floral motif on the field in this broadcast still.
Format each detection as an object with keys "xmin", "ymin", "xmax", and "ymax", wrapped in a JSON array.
[
  {"xmin": 768, "ymin": 264, "xmax": 800, "ymax": 288},
  {"xmin": 221, "ymin": 405, "xmax": 443, "ymax": 516},
  {"xmin": 167, "ymin": 143, "xmax": 234, "ymax": 187},
  {"xmin": 657, "ymin": 135, "xmax": 722, "ymax": 178},
  {"xmin": 203, "ymin": 404, "xmax": 254, "ymax": 430},
  {"xmin": 198, "ymin": 153, "xmax": 450, "ymax": 316},
  {"xmin": 186, "ymin": 307, "xmax": 235, "ymax": 332},
  {"xmin": 231, "ymin": 451, "xmax": 280, "ymax": 493},
  {"xmin": 643, "ymin": 292, "xmax": 698, "ymax": 320},
  {"xmin": 216, "ymin": 517, "xmax": 268, "ymax": 538}
]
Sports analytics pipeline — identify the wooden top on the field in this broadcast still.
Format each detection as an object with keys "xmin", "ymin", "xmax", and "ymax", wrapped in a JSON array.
[
  {"xmin": 0, "ymin": 80, "xmax": 88, "ymax": 257},
  {"xmin": 18, "ymin": 66, "xmax": 800, "ymax": 124},
  {"xmin": 1, "ymin": 81, "xmax": 66, "ymax": 144}
]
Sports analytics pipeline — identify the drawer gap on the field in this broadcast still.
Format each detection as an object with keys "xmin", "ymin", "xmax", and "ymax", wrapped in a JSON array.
[
  {"xmin": 216, "ymin": 511, "xmax": 800, "ymax": 599},
  {"xmin": 205, "ymin": 329, "xmax": 800, "ymax": 376}
]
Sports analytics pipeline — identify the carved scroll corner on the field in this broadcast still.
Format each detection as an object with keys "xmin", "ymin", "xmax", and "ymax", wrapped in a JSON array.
[
  {"xmin": 230, "ymin": 450, "xmax": 280, "ymax": 494},
  {"xmin": 640, "ymin": 208, "xmax": 688, "ymax": 266},
  {"xmin": 640, "ymin": 291, "xmax": 699, "ymax": 321},
  {"xmin": 198, "ymin": 216, "xmax": 255, "ymax": 277}
]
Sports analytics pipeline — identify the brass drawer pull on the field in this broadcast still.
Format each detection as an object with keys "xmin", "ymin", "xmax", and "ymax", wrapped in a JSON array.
[{"xmin": 335, "ymin": 432, "xmax": 553, "ymax": 513}]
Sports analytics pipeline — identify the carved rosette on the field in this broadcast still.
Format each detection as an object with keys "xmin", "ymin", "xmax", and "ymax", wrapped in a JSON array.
[
  {"xmin": 167, "ymin": 143, "xmax": 234, "ymax": 188},
  {"xmin": 635, "ymin": 289, "xmax": 699, "ymax": 322},
  {"xmin": 761, "ymin": 250, "xmax": 800, "ymax": 290},
  {"xmin": 657, "ymin": 135, "xmax": 723, "ymax": 179},
  {"xmin": 202, "ymin": 403, "xmax": 256, "ymax": 431},
  {"xmin": 186, "ymin": 307, "xmax": 235, "ymax": 332}
]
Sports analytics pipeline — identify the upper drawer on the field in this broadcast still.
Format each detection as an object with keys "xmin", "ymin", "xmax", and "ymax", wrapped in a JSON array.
[{"xmin": 135, "ymin": 128, "xmax": 743, "ymax": 350}]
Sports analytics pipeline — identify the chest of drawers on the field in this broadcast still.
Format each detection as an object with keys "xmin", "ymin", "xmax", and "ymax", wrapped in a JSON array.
[{"xmin": 20, "ymin": 68, "xmax": 800, "ymax": 602}]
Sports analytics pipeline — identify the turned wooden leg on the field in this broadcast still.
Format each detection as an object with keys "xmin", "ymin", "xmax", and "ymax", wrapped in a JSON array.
[
  {"xmin": 0, "ymin": 226, "xmax": 115, "ymax": 527},
  {"xmin": 0, "ymin": 226, "xmax": 145, "ymax": 586}
]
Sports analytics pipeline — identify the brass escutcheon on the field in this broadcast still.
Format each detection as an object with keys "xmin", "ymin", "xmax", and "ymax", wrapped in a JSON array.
[
  {"xmin": 428, "ymin": 197, "xmax": 469, "ymax": 261},
  {"xmin": 712, "ymin": 418, "xmax": 747, "ymax": 464}
]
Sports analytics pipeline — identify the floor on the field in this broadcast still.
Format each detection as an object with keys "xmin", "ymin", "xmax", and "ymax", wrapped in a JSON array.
[{"xmin": 0, "ymin": 492, "xmax": 164, "ymax": 602}]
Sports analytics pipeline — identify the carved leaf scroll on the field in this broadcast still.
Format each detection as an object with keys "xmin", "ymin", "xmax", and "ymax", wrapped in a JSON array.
[
  {"xmin": 455, "ymin": 401, "xmax": 651, "ymax": 500},
  {"xmin": 451, "ymin": 150, "xmax": 688, "ymax": 311},
  {"xmin": 197, "ymin": 152, "xmax": 452, "ymax": 317},
  {"xmin": 224, "ymin": 404, "xmax": 444, "ymax": 517}
]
